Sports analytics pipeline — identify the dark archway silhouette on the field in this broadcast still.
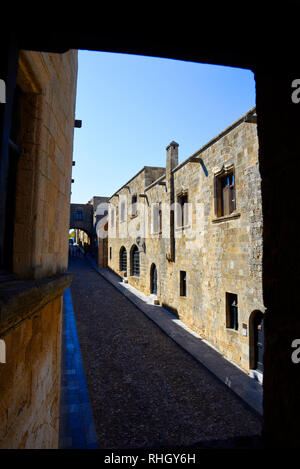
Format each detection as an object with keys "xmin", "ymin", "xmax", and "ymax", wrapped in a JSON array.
[
  {"xmin": 150, "ymin": 263, "xmax": 157, "ymax": 295},
  {"xmin": 2, "ymin": 27, "xmax": 300, "ymax": 447},
  {"xmin": 119, "ymin": 246, "xmax": 127, "ymax": 274},
  {"xmin": 249, "ymin": 310, "xmax": 264, "ymax": 372}
]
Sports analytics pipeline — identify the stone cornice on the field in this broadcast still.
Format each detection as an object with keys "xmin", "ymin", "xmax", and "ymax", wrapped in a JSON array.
[{"xmin": 0, "ymin": 272, "xmax": 72, "ymax": 337}]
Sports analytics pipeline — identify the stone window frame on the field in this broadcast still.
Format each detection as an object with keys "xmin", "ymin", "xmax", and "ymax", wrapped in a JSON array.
[
  {"xmin": 120, "ymin": 201, "xmax": 126, "ymax": 223},
  {"xmin": 226, "ymin": 292, "xmax": 239, "ymax": 331},
  {"xmin": 110, "ymin": 207, "xmax": 115, "ymax": 227},
  {"xmin": 152, "ymin": 201, "xmax": 162, "ymax": 235},
  {"xmin": 213, "ymin": 163, "xmax": 237, "ymax": 216},
  {"xmin": 176, "ymin": 190, "xmax": 190, "ymax": 230},
  {"xmin": 131, "ymin": 194, "xmax": 138, "ymax": 218}
]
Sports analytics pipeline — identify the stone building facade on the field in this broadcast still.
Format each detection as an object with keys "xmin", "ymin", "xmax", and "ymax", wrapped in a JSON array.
[
  {"xmin": 108, "ymin": 107, "xmax": 265, "ymax": 375},
  {"xmin": 1, "ymin": 31, "xmax": 299, "ymax": 448},
  {"xmin": 0, "ymin": 49, "xmax": 78, "ymax": 448}
]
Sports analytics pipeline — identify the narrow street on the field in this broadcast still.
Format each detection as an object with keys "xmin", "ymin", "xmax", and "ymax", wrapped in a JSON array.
[{"xmin": 68, "ymin": 256, "xmax": 262, "ymax": 449}]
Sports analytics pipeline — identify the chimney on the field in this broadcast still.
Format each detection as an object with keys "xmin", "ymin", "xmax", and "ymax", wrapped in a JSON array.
[
  {"xmin": 165, "ymin": 141, "xmax": 178, "ymax": 263},
  {"xmin": 166, "ymin": 141, "xmax": 179, "ymax": 173}
]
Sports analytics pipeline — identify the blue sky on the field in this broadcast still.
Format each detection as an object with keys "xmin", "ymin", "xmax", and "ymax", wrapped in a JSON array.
[{"xmin": 71, "ymin": 50, "xmax": 255, "ymax": 203}]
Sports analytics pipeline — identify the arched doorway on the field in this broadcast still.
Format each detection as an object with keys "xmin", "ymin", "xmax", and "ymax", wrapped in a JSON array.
[
  {"xmin": 249, "ymin": 310, "xmax": 264, "ymax": 373},
  {"xmin": 130, "ymin": 245, "xmax": 140, "ymax": 277},
  {"xmin": 150, "ymin": 264, "xmax": 157, "ymax": 295},
  {"xmin": 119, "ymin": 246, "xmax": 127, "ymax": 274}
]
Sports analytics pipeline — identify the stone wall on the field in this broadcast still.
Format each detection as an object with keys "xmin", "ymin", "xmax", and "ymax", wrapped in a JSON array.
[
  {"xmin": 255, "ymin": 71, "xmax": 300, "ymax": 447},
  {"xmin": 0, "ymin": 296, "xmax": 63, "ymax": 449},
  {"xmin": 108, "ymin": 108, "xmax": 264, "ymax": 373},
  {"xmin": 14, "ymin": 50, "xmax": 78, "ymax": 280},
  {"xmin": 0, "ymin": 49, "xmax": 78, "ymax": 448}
]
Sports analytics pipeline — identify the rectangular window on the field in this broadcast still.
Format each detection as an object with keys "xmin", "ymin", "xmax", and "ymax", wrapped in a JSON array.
[
  {"xmin": 111, "ymin": 208, "xmax": 114, "ymax": 227},
  {"xmin": 120, "ymin": 201, "xmax": 126, "ymax": 222},
  {"xmin": 177, "ymin": 192, "xmax": 189, "ymax": 227},
  {"xmin": 180, "ymin": 270, "xmax": 187, "ymax": 297},
  {"xmin": 109, "ymin": 247, "xmax": 112, "ymax": 260},
  {"xmin": 215, "ymin": 170, "xmax": 235, "ymax": 217},
  {"xmin": 75, "ymin": 210, "xmax": 83, "ymax": 221},
  {"xmin": 226, "ymin": 292, "xmax": 238, "ymax": 330},
  {"xmin": 159, "ymin": 203, "xmax": 162, "ymax": 233},
  {"xmin": 131, "ymin": 194, "xmax": 137, "ymax": 217},
  {"xmin": 153, "ymin": 202, "xmax": 162, "ymax": 234}
]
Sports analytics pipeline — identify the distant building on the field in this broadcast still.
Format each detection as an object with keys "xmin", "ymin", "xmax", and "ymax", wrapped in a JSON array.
[{"xmin": 70, "ymin": 196, "xmax": 109, "ymax": 261}]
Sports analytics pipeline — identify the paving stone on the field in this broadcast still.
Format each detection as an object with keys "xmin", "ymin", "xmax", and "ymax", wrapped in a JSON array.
[{"xmin": 68, "ymin": 256, "xmax": 262, "ymax": 449}]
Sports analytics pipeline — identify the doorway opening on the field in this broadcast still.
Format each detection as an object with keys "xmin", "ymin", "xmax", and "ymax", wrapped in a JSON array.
[
  {"xmin": 249, "ymin": 310, "xmax": 264, "ymax": 382},
  {"xmin": 150, "ymin": 263, "xmax": 157, "ymax": 295}
]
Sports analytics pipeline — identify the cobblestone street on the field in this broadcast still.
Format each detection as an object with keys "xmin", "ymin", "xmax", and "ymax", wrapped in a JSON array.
[{"xmin": 68, "ymin": 256, "xmax": 262, "ymax": 449}]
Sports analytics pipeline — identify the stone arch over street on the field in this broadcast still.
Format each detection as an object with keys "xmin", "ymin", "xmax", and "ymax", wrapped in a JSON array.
[{"xmin": 70, "ymin": 203, "xmax": 93, "ymax": 239}]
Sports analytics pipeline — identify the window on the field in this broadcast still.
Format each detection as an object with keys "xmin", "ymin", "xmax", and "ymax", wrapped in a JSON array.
[
  {"xmin": 75, "ymin": 210, "xmax": 83, "ymax": 221},
  {"xmin": 109, "ymin": 247, "xmax": 112, "ymax": 260},
  {"xmin": 153, "ymin": 202, "xmax": 162, "ymax": 234},
  {"xmin": 214, "ymin": 169, "xmax": 235, "ymax": 217},
  {"xmin": 180, "ymin": 270, "xmax": 187, "ymax": 297},
  {"xmin": 120, "ymin": 201, "xmax": 126, "ymax": 222},
  {"xmin": 110, "ymin": 208, "xmax": 114, "ymax": 227},
  {"xmin": 119, "ymin": 246, "xmax": 127, "ymax": 273},
  {"xmin": 177, "ymin": 192, "xmax": 189, "ymax": 227},
  {"xmin": 131, "ymin": 194, "xmax": 137, "ymax": 217},
  {"xmin": 226, "ymin": 293, "xmax": 238, "ymax": 330},
  {"xmin": 131, "ymin": 245, "xmax": 140, "ymax": 277}
]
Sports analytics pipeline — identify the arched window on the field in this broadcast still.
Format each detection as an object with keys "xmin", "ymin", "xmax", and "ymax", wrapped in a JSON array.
[
  {"xmin": 119, "ymin": 246, "xmax": 127, "ymax": 273},
  {"xmin": 131, "ymin": 245, "xmax": 140, "ymax": 277}
]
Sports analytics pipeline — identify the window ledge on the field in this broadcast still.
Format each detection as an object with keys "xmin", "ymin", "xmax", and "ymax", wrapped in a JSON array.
[
  {"xmin": 175, "ymin": 224, "xmax": 191, "ymax": 231},
  {"xmin": 0, "ymin": 272, "xmax": 72, "ymax": 337},
  {"xmin": 212, "ymin": 212, "xmax": 241, "ymax": 224},
  {"xmin": 226, "ymin": 327, "xmax": 239, "ymax": 334}
]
